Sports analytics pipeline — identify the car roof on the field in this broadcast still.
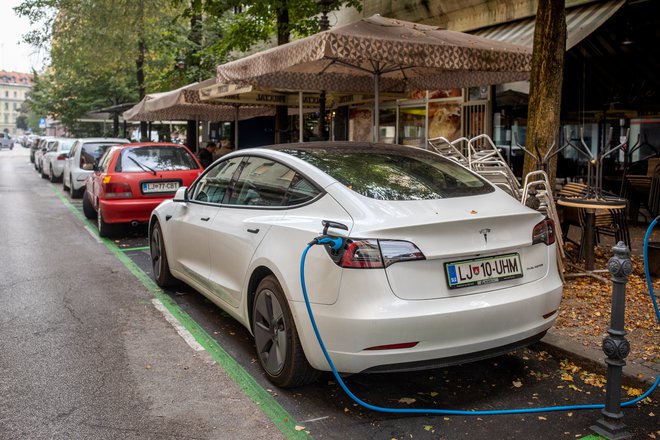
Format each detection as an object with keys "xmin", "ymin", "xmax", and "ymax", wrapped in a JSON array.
[
  {"xmin": 76, "ymin": 137, "xmax": 130, "ymax": 143},
  {"xmin": 111, "ymin": 142, "xmax": 189, "ymax": 149}
]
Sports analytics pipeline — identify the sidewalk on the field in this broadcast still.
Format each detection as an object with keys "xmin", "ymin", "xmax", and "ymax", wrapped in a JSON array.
[{"xmin": 542, "ymin": 222, "xmax": 660, "ymax": 386}]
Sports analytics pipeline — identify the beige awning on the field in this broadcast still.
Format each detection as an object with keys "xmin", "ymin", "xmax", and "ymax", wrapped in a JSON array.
[
  {"xmin": 472, "ymin": 0, "xmax": 625, "ymax": 50},
  {"xmin": 123, "ymin": 79, "xmax": 274, "ymax": 122},
  {"xmin": 199, "ymin": 82, "xmax": 405, "ymax": 108}
]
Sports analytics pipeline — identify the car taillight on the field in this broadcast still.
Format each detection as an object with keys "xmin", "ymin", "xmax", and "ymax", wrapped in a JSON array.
[
  {"xmin": 337, "ymin": 239, "xmax": 425, "ymax": 269},
  {"xmin": 532, "ymin": 218, "xmax": 556, "ymax": 246},
  {"xmin": 103, "ymin": 178, "xmax": 133, "ymax": 198},
  {"xmin": 56, "ymin": 153, "xmax": 67, "ymax": 160}
]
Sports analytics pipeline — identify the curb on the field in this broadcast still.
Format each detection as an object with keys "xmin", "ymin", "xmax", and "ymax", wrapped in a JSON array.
[{"xmin": 537, "ymin": 330, "xmax": 658, "ymax": 388}]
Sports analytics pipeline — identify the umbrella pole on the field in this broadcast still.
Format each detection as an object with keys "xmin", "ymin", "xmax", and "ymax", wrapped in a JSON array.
[
  {"xmin": 374, "ymin": 72, "xmax": 380, "ymax": 142},
  {"xmin": 234, "ymin": 105, "xmax": 239, "ymax": 148},
  {"xmin": 299, "ymin": 91, "xmax": 304, "ymax": 142}
]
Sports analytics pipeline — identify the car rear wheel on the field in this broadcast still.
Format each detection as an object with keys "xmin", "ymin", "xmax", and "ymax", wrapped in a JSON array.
[
  {"xmin": 150, "ymin": 221, "xmax": 176, "ymax": 287},
  {"xmin": 70, "ymin": 176, "xmax": 83, "ymax": 198},
  {"xmin": 252, "ymin": 275, "xmax": 319, "ymax": 388},
  {"xmin": 97, "ymin": 208, "xmax": 115, "ymax": 238},
  {"xmin": 82, "ymin": 191, "xmax": 97, "ymax": 219}
]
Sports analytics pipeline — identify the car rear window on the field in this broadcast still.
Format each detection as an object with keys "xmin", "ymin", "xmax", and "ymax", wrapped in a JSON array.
[
  {"xmin": 116, "ymin": 145, "xmax": 199, "ymax": 172},
  {"xmin": 81, "ymin": 142, "xmax": 121, "ymax": 165},
  {"xmin": 281, "ymin": 145, "xmax": 493, "ymax": 200}
]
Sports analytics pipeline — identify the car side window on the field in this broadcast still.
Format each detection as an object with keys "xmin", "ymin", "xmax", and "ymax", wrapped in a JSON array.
[
  {"xmin": 228, "ymin": 157, "xmax": 320, "ymax": 207},
  {"xmin": 191, "ymin": 156, "xmax": 242, "ymax": 204},
  {"xmin": 68, "ymin": 142, "xmax": 79, "ymax": 158},
  {"xmin": 97, "ymin": 148, "xmax": 114, "ymax": 172}
]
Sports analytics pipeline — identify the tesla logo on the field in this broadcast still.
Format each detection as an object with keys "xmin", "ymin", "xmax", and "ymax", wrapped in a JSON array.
[{"xmin": 479, "ymin": 228, "xmax": 491, "ymax": 243}]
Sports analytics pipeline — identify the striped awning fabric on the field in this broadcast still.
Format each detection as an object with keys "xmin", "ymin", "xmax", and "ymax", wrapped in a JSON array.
[{"xmin": 473, "ymin": 0, "xmax": 625, "ymax": 50}]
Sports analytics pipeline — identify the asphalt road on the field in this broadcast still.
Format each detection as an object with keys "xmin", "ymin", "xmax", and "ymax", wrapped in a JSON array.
[{"xmin": 1, "ymin": 146, "xmax": 657, "ymax": 439}]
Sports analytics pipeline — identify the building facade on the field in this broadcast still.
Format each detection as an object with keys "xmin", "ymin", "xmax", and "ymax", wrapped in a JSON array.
[
  {"xmin": 330, "ymin": 0, "xmax": 658, "ymax": 178},
  {"xmin": 0, "ymin": 70, "xmax": 33, "ymax": 136}
]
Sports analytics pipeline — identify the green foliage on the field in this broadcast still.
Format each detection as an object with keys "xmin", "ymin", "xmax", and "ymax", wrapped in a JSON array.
[{"xmin": 14, "ymin": 0, "xmax": 362, "ymax": 136}]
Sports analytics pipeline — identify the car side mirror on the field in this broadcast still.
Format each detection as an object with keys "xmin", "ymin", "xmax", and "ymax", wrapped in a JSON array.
[{"xmin": 173, "ymin": 186, "xmax": 188, "ymax": 203}]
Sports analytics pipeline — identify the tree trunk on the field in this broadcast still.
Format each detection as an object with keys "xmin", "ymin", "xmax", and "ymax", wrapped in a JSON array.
[
  {"xmin": 136, "ymin": 0, "xmax": 148, "ymax": 141},
  {"xmin": 523, "ymin": 0, "xmax": 566, "ymax": 182}
]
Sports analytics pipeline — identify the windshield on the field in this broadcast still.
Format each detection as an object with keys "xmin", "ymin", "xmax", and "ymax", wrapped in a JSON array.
[
  {"xmin": 281, "ymin": 145, "xmax": 493, "ymax": 200},
  {"xmin": 116, "ymin": 145, "xmax": 199, "ymax": 172}
]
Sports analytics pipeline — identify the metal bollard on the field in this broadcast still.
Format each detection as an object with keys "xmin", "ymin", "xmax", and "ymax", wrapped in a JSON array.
[{"xmin": 590, "ymin": 241, "xmax": 633, "ymax": 440}]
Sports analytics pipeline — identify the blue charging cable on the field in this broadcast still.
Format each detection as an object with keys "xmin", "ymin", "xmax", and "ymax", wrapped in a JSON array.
[{"xmin": 301, "ymin": 228, "xmax": 659, "ymax": 415}]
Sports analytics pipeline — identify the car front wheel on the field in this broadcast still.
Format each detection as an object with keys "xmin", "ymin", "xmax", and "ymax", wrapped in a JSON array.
[
  {"xmin": 150, "ymin": 221, "xmax": 176, "ymax": 287},
  {"xmin": 252, "ymin": 275, "xmax": 319, "ymax": 388}
]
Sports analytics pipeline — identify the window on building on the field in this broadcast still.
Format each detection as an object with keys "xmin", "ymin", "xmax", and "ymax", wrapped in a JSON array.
[{"xmin": 14, "ymin": 91, "xmax": 17, "ymax": 98}]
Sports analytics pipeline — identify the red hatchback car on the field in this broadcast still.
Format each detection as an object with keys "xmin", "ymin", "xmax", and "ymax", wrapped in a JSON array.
[{"xmin": 83, "ymin": 142, "xmax": 202, "ymax": 237}]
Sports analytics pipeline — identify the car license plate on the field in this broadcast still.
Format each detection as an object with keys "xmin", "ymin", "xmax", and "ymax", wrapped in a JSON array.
[
  {"xmin": 445, "ymin": 253, "xmax": 523, "ymax": 289},
  {"xmin": 142, "ymin": 181, "xmax": 180, "ymax": 194}
]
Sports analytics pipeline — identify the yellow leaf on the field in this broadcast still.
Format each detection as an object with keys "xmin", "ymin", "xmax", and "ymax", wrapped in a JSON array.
[
  {"xmin": 399, "ymin": 397, "xmax": 417, "ymax": 404},
  {"xmin": 294, "ymin": 426, "xmax": 305, "ymax": 431},
  {"xmin": 538, "ymin": 416, "xmax": 547, "ymax": 421},
  {"xmin": 430, "ymin": 391, "xmax": 439, "ymax": 397},
  {"xmin": 512, "ymin": 381, "xmax": 523, "ymax": 388},
  {"xmin": 424, "ymin": 425, "xmax": 433, "ymax": 431}
]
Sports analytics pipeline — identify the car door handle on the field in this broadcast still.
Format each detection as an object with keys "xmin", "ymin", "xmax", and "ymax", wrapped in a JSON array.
[
  {"xmin": 247, "ymin": 228, "xmax": 260, "ymax": 234},
  {"xmin": 201, "ymin": 217, "xmax": 210, "ymax": 221}
]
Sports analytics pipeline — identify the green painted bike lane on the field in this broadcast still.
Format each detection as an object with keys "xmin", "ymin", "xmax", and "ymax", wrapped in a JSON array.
[{"xmin": 53, "ymin": 187, "xmax": 310, "ymax": 440}]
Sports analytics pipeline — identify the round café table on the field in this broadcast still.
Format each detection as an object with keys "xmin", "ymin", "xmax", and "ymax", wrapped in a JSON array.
[{"xmin": 557, "ymin": 196, "xmax": 627, "ymax": 280}]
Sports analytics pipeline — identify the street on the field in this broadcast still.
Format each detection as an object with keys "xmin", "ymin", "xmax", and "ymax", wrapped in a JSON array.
[{"xmin": 1, "ymin": 147, "xmax": 657, "ymax": 439}]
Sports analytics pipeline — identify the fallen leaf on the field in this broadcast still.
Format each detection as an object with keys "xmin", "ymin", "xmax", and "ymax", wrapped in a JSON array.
[
  {"xmin": 424, "ymin": 425, "xmax": 433, "ymax": 431},
  {"xmin": 145, "ymin": 364, "xmax": 152, "ymax": 369},
  {"xmin": 398, "ymin": 397, "xmax": 416, "ymax": 405},
  {"xmin": 538, "ymin": 416, "xmax": 547, "ymax": 421},
  {"xmin": 512, "ymin": 380, "xmax": 523, "ymax": 388},
  {"xmin": 294, "ymin": 426, "xmax": 305, "ymax": 431}
]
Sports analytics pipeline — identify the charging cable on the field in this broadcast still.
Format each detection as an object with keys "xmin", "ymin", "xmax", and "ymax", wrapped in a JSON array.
[{"xmin": 300, "ymin": 222, "xmax": 659, "ymax": 415}]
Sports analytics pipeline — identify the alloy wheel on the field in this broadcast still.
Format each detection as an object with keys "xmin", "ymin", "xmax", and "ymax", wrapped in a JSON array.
[{"xmin": 253, "ymin": 289, "xmax": 288, "ymax": 376}]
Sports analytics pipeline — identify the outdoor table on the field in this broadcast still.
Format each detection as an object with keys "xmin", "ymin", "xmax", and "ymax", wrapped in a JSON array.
[{"xmin": 557, "ymin": 197, "xmax": 627, "ymax": 281}]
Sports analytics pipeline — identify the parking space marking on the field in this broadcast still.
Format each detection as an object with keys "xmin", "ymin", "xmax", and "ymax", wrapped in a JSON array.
[
  {"xmin": 50, "ymin": 185, "xmax": 309, "ymax": 440},
  {"xmin": 119, "ymin": 246, "xmax": 150, "ymax": 252},
  {"xmin": 151, "ymin": 298, "xmax": 205, "ymax": 352}
]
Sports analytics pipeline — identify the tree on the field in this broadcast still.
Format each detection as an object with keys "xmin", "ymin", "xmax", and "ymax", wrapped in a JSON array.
[
  {"xmin": 523, "ymin": 0, "xmax": 567, "ymax": 180},
  {"xmin": 15, "ymin": 0, "xmax": 202, "ymax": 135}
]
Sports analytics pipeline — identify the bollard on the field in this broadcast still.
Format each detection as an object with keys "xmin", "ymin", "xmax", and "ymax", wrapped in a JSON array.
[{"xmin": 590, "ymin": 241, "xmax": 633, "ymax": 440}]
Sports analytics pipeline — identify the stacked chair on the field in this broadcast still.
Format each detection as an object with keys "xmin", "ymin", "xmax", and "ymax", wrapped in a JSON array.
[{"xmin": 466, "ymin": 134, "xmax": 523, "ymax": 200}]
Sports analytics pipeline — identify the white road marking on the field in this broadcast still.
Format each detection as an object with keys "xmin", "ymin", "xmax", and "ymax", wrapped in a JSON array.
[{"xmin": 152, "ymin": 298, "xmax": 206, "ymax": 352}]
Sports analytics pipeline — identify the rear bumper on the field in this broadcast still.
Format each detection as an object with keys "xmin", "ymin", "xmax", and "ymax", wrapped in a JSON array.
[
  {"xmin": 71, "ymin": 169, "xmax": 92, "ymax": 191},
  {"xmin": 291, "ymin": 268, "xmax": 563, "ymax": 373},
  {"xmin": 99, "ymin": 198, "xmax": 166, "ymax": 224},
  {"xmin": 52, "ymin": 161, "xmax": 66, "ymax": 177}
]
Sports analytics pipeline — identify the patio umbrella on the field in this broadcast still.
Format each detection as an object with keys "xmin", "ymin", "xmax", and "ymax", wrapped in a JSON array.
[
  {"xmin": 216, "ymin": 15, "xmax": 532, "ymax": 141},
  {"xmin": 123, "ymin": 79, "xmax": 274, "ymax": 147},
  {"xmin": 123, "ymin": 79, "xmax": 274, "ymax": 122}
]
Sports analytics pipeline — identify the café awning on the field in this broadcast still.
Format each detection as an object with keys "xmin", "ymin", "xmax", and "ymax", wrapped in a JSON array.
[{"xmin": 472, "ymin": 0, "xmax": 625, "ymax": 50}]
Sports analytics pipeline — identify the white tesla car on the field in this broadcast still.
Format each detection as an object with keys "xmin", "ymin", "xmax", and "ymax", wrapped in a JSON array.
[{"xmin": 149, "ymin": 142, "xmax": 563, "ymax": 388}]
